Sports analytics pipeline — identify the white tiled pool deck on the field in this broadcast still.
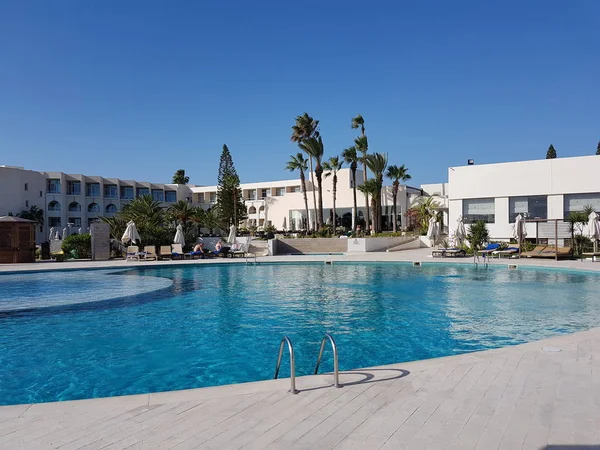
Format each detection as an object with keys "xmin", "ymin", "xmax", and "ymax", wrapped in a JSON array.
[{"xmin": 1, "ymin": 249, "xmax": 600, "ymax": 449}]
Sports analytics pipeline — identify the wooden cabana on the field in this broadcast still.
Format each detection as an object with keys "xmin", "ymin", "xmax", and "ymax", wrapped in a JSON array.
[{"xmin": 0, "ymin": 216, "xmax": 36, "ymax": 263}]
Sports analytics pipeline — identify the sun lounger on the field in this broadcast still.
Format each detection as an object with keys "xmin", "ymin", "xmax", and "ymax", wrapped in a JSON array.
[
  {"xmin": 229, "ymin": 243, "xmax": 247, "ymax": 258},
  {"xmin": 521, "ymin": 245, "xmax": 547, "ymax": 258},
  {"xmin": 523, "ymin": 246, "xmax": 572, "ymax": 259},
  {"xmin": 581, "ymin": 252, "xmax": 600, "ymax": 262},
  {"xmin": 492, "ymin": 247, "xmax": 519, "ymax": 259},
  {"xmin": 159, "ymin": 246, "xmax": 172, "ymax": 260},
  {"xmin": 476, "ymin": 243, "xmax": 500, "ymax": 257},
  {"xmin": 171, "ymin": 243, "xmax": 190, "ymax": 260},
  {"xmin": 126, "ymin": 246, "xmax": 140, "ymax": 261},
  {"xmin": 432, "ymin": 248, "xmax": 466, "ymax": 258},
  {"xmin": 143, "ymin": 246, "xmax": 157, "ymax": 261}
]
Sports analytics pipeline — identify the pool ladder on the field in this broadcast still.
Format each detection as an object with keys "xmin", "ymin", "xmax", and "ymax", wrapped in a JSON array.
[{"xmin": 274, "ymin": 333, "xmax": 341, "ymax": 394}]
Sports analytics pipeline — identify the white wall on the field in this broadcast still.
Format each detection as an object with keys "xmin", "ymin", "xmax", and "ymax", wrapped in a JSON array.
[{"xmin": 448, "ymin": 155, "xmax": 600, "ymax": 239}]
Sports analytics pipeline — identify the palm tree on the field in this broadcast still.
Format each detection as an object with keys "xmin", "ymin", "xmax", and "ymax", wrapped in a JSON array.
[
  {"xmin": 354, "ymin": 135, "xmax": 370, "ymax": 231},
  {"xmin": 172, "ymin": 169, "xmax": 189, "ymax": 184},
  {"xmin": 166, "ymin": 200, "xmax": 196, "ymax": 231},
  {"xmin": 365, "ymin": 152, "xmax": 388, "ymax": 233},
  {"xmin": 342, "ymin": 146, "xmax": 360, "ymax": 230},
  {"xmin": 298, "ymin": 136, "xmax": 325, "ymax": 229},
  {"xmin": 357, "ymin": 179, "xmax": 378, "ymax": 232},
  {"xmin": 285, "ymin": 153, "xmax": 310, "ymax": 232},
  {"xmin": 323, "ymin": 156, "xmax": 343, "ymax": 232},
  {"xmin": 351, "ymin": 114, "xmax": 365, "ymax": 137},
  {"xmin": 100, "ymin": 216, "xmax": 127, "ymax": 240},
  {"xmin": 415, "ymin": 196, "xmax": 440, "ymax": 232},
  {"xmin": 203, "ymin": 208, "xmax": 221, "ymax": 235},
  {"xmin": 385, "ymin": 164, "xmax": 411, "ymax": 233},
  {"xmin": 120, "ymin": 195, "xmax": 165, "ymax": 229},
  {"xmin": 17, "ymin": 205, "xmax": 44, "ymax": 226},
  {"xmin": 291, "ymin": 113, "xmax": 320, "ymax": 231}
]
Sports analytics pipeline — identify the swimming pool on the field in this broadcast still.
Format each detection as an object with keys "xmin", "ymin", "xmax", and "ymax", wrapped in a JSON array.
[{"xmin": 1, "ymin": 262, "xmax": 599, "ymax": 406}]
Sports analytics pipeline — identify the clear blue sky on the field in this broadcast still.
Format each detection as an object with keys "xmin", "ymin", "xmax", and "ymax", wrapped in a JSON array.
[{"xmin": 1, "ymin": 1, "xmax": 599, "ymax": 187}]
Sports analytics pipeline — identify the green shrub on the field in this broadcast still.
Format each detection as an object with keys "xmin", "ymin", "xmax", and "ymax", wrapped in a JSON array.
[
  {"xmin": 465, "ymin": 220, "xmax": 490, "ymax": 252},
  {"xmin": 62, "ymin": 234, "xmax": 91, "ymax": 259}
]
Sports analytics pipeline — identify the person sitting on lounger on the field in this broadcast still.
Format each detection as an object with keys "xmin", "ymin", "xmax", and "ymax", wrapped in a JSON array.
[
  {"xmin": 212, "ymin": 240, "xmax": 223, "ymax": 255},
  {"xmin": 190, "ymin": 241, "xmax": 205, "ymax": 259}
]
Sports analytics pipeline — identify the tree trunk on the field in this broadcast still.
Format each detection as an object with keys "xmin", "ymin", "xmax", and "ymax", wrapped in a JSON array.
[
  {"xmin": 308, "ymin": 157, "xmax": 317, "ymax": 231},
  {"xmin": 363, "ymin": 162, "xmax": 370, "ymax": 232},
  {"xmin": 316, "ymin": 165, "xmax": 324, "ymax": 229},
  {"xmin": 392, "ymin": 195, "xmax": 397, "ymax": 233},
  {"xmin": 351, "ymin": 167, "xmax": 358, "ymax": 231},
  {"xmin": 332, "ymin": 174, "xmax": 337, "ymax": 234},
  {"xmin": 300, "ymin": 172, "xmax": 310, "ymax": 232}
]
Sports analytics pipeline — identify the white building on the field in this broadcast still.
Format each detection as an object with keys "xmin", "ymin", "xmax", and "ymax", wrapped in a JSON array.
[
  {"xmin": 190, "ymin": 168, "xmax": 421, "ymax": 232},
  {"xmin": 0, "ymin": 165, "xmax": 430, "ymax": 243},
  {"xmin": 0, "ymin": 166, "xmax": 191, "ymax": 243},
  {"xmin": 447, "ymin": 155, "xmax": 600, "ymax": 241}
]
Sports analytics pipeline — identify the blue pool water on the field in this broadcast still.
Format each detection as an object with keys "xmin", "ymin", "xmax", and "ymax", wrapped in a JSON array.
[{"xmin": 1, "ymin": 262, "xmax": 599, "ymax": 406}]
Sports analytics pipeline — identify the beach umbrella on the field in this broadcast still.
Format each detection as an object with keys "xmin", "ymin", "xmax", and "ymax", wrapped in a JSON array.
[
  {"xmin": 121, "ymin": 220, "xmax": 141, "ymax": 244},
  {"xmin": 513, "ymin": 214, "xmax": 527, "ymax": 242},
  {"xmin": 62, "ymin": 227, "xmax": 68, "ymax": 240},
  {"xmin": 49, "ymin": 227, "xmax": 56, "ymax": 241},
  {"xmin": 227, "ymin": 224, "xmax": 237, "ymax": 244},
  {"xmin": 588, "ymin": 211, "xmax": 600, "ymax": 252},
  {"xmin": 426, "ymin": 216, "xmax": 439, "ymax": 243},
  {"xmin": 173, "ymin": 224, "xmax": 185, "ymax": 247},
  {"xmin": 455, "ymin": 216, "xmax": 466, "ymax": 245},
  {"xmin": 54, "ymin": 231, "xmax": 60, "ymax": 240}
]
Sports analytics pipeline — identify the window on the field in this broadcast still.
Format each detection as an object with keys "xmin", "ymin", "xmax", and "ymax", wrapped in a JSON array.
[
  {"xmin": 248, "ymin": 206, "xmax": 257, "ymax": 214},
  {"xmin": 120, "ymin": 186, "xmax": 134, "ymax": 199},
  {"xmin": 86, "ymin": 183, "xmax": 100, "ymax": 197},
  {"xmin": 67, "ymin": 180, "xmax": 81, "ymax": 195},
  {"xmin": 88, "ymin": 203, "xmax": 100, "ymax": 213},
  {"xmin": 48, "ymin": 201, "xmax": 61, "ymax": 212},
  {"xmin": 261, "ymin": 188, "xmax": 270, "ymax": 198},
  {"xmin": 275, "ymin": 188, "xmax": 285, "ymax": 196},
  {"xmin": 165, "ymin": 191, "xmax": 177, "ymax": 202},
  {"xmin": 104, "ymin": 185, "xmax": 118, "ymax": 198},
  {"xmin": 49, "ymin": 217, "xmax": 61, "ymax": 227},
  {"xmin": 259, "ymin": 205, "xmax": 265, "ymax": 213},
  {"xmin": 39, "ymin": 190, "xmax": 43, "ymax": 197},
  {"xmin": 68, "ymin": 202, "xmax": 81, "ymax": 212},
  {"xmin": 137, "ymin": 187, "xmax": 150, "ymax": 197},
  {"xmin": 105, "ymin": 204, "xmax": 117, "ymax": 214},
  {"xmin": 151, "ymin": 189, "xmax": 164, "ymax": 201},
  {"xmin": 209, "ymin": 193, "xmax": 217, "ymax": 202},
  {"xmin": 47, "ymin": 179, "xmax": 61, "ymax": 194},
  {"xmin": 290, "ymin": 186, "xmax": 301, "ymax": 193},
  {"xmin": 68, "ymin": 217, "xmax": 82, "ymax": 227},
  {"xmin": 25, "ymin": 200, "xmax": 29, "ymax": 207},
  {"xmin": 194, "ymin": 193, "xmax": 204, "ymax": 203},
  {"xmin": 564, "ymin": 193, "xmax": 600, "ymax": 215},
  {"xmin": 24, "ymin": 183, "xmax": 28, "ymax": 191},
  {"xmin": 509, "ymin": 196, "xmax": 547, "ymax": 222},
  {"xmin": 463, "ymin": 198, "xmax": 495, "ymax": 223},
  {"xmin": 247, "ymin": 190, "xmax": 256, "ymax": 200}
]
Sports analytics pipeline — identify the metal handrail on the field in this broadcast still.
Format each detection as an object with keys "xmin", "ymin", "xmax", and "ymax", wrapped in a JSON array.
[
  {"xmin": 314, "ymin": 333, "xmax": 342, "ymax": 388},
  {"xmin": 274, "ymin": 336, "xmax": 298, "ymax": 394}
]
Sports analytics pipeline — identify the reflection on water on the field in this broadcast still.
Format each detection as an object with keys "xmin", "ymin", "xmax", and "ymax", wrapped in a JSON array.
[{"xmin": 0, "ymin": 263, "xmax": 599, "ymax": 406}]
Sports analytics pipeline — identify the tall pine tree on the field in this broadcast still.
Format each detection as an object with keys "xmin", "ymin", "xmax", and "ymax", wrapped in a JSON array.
[
  {"xmin": 546, "ymin": 144, "xmax": 557, "ymax": 159},
  {"xmin": 215, "ymin": 145, "xmax": 246, "ymax": 228},
  {"xmin": 596, "ymin": 141, "xmax": 600, "ymax": 156}
]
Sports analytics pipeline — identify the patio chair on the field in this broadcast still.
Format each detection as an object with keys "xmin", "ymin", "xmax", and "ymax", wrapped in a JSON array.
[
  {"xmin": 521, "ymin": 246, "xmax": 547, "ymax": 258},
  {"xmin": 158, "ymin": 246, "xmax": 172, "ymax": 260},
  {"xmin": 143, "ymin": 246, "xmax": 157, "ymax": 261},
  {"xmin": 476, "ymin": 243, "xmax": 500, "ymax": 257},
  {"xmin": 126, "ymin": 246, "xmax": 140, "ymax": 261},
  {"xmin": 229, "ymin": 243, "xmax": 247, "ymax": 258},
  {"xmin": 491, "ymin": 247, "xmax": 519, "ymax": 259},
  {"xmin": 171, "ymin": 243, "xmax": 190, "ymax": 260}
]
